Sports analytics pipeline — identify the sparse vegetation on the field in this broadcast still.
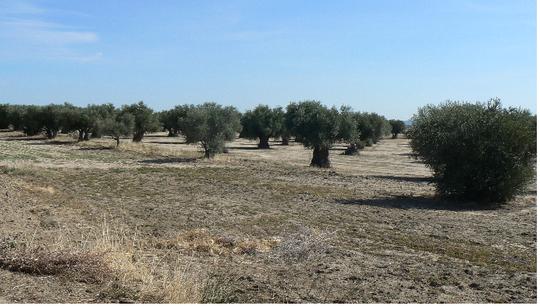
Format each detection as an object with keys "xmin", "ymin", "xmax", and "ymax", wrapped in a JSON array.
[{"xmin": 0, "ymin": 99, "xmax": 536, "ymax": 303}]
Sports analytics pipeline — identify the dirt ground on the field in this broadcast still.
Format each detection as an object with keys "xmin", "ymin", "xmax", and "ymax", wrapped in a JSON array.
[{"xmin": 0, "ymin": 131, "xmax": 536, "ymax": 303}]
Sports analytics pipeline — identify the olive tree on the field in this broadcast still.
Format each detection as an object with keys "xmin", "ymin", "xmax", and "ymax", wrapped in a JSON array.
[
  {"xmin": 102, "ymin": 112, "xmax": 135, "ymax": 147},
  {"xmin": 21, "ymin": 105, "xmax": 44, "ymax": 136},
  {"xmin": 353, "ymin": 112, "xmax": 389, "ymax": 146},
  {"xmin": 60, "ymin": 104, "xmax": 93, "ymax": 140},
  {"xmin": 40, "ymin": 104, "xmax": 67, "ymax": 139},
  {"xmin": 158, "ymin": 105, "xmax": 188, "ymax": 137},
  {"xmin": 389, "ymin": 119, "xmax": 406, "ymax": 138},
  {"xmin": 120, "ymin": 101, "xmax": 159, "ymax": 142},
  {"xmin": 6, "ymin": 105, "xmax": 26, "ymax": 131},
  {"xmin": 0, "ymin": 104, "xmax": 9, "ymax": 129},
  {"xmin": 338, "ymin": 106, "xmax": 363, "ymax": 155},
  {"xmin": 178, "ymin": 103, "xmax": 241, "ymax": 158},
  {"xmin": 408, "ymin": 98, "xmax": 536, "ymax": 204},
  {"xmin": 87, "ymin": 103, "xmax": 116, "ymax": 138},
  {"xmin": 284, "ymin": 103, "xmax": 300, "ymax": 144},
  {"xmin": 287, "ymin": 101, "xmax": 341, "ymax": 167},
  {"xmin": 240, "ymin": 105, "xmax": 283, "ymax": 149}
]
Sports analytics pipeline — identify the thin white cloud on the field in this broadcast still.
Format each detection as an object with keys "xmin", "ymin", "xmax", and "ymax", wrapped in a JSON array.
[
  {"xmin": 0, "ymin": 0, "xmax": 45, "ymax": 15},
  {"xmin": 0, "ymin": 0, "xmax": 101, "ymax": 61},
  {"xmin": 1, "ymin": 18, "xmax": 98, "ymax": 44}
]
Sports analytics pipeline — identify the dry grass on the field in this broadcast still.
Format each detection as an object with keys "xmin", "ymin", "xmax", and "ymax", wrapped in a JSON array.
[
  {"xmin": 0, "ymin": 221, "xmax": 217, "ymax": 303},
  {"xmin": 0, "ymin": 243, "xmax": 110, "ymax": 283},
  {"xmin": 114, "ymin": 139, "xmax": 201, "ymax": 159},
  {"xmin": 153, "ymin": 228, "xmax": 280, "ymax": 256},
  {"xmin": 272, "ymin": 227, "xmax": 335, "ymax": 262},
  {"xmin": 0, "ymin": 133, "xmax": 536, "ymax": 303}
]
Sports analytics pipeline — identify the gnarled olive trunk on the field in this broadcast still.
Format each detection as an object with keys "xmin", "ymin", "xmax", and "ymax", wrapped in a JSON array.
[
  {"xmin": 167, "ymin": 129, "xmax": 178, "ymax": 137},
  {"xmin": 281, "ymin": 136, "xmax": 289, "ymax": 145},
  {"xmin": 344, "ymin": 143, "xmax": 359, "ymax": 155},
  {"xmin": 258, "ymin": 136, "xmax": 270, "ymax": 149},
  {"xmin": 132, "ymin": 131, "xmax": 145, "ymax": 142},
  {"xmin": 45, "ymin": 129, "xmax": 58, "ymax": 139},
  {"xmin": 115, "ymin": 137, "xmax": 120, "ymax": 147},
  {"xmin": 202, "ymin": 142, "xmax": 213, "ymax": 159},
  {"xmin": 310, "ymin": 146, "xmax": 330, "ymax": 168}
]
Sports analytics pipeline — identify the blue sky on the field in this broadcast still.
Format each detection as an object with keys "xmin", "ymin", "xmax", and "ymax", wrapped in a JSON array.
[{"xmin": 0, "ymin": 0, "xmax": 536, "ymax": 120}]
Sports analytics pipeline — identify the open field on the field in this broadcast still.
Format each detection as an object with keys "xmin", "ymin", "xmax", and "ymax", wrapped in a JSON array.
[{"xmin": 0, "ymin": 131, "xmax": 536, "ymax": 303}]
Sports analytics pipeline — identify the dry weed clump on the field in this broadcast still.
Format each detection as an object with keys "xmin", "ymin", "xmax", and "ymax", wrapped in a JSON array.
[
  {"xmin": 88, "ymin": 222, "xmax": 211, "ymax": 303},
  {"xmin": 0, "ymin": 241, "xmax": 110, "ymax": 283},
  {"xmin": 272, "ymin": 227, "xmax": 335, "ymax": 262},
  {"xmin": 0, "ymin": 223, "xmax": 221, "ymax": 303},
  {"xmin": 153, "ymin": 228, "xmax": 280, "ymax": 256}
]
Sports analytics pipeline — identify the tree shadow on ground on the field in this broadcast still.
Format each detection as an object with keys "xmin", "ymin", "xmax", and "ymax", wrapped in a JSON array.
[
  {"xmin": 79, "ymin": 146, "xmax": 114, "ymax": 151},
  {"xmin": 368, "ymin": 175, "xmax": 433, "ymax": 183},
  {"xmin": 2, "ymin": 136, "xmax": 47, "ymax": 141},
  {"xmin": 143, "ymin": 134, "xmax": 169, "ymax": 138},
  {"xmin": 336, "ymin": 195, "xmax": 497, "ymax": 211},
  {"xmin": 139, "ymin": 157, "xmax": 199, "ymax": 164},
  {"xmin": 396, "ymin": 153, "xmax": 416, "ymax": 157},
  {"xmin": 226, "ymin": 146, "xmax": 267, "ymax": 150},
  {"xmin": 27, "ymin": 140, "xmax": 76, "ymax": 146},
  {"xmin": 145, "ymin": 141, "xmax": 187, "ymax": 145}
]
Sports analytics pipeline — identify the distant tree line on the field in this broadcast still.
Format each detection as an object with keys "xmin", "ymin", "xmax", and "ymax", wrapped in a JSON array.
[{"xmin": 0, "ymin": 101, "xmax": 398, "ymax": 166}]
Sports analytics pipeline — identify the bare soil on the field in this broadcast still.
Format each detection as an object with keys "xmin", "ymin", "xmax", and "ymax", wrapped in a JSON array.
[{"xmin": 0, "ymin": 131, "xmax": 536, "ymax": 303}]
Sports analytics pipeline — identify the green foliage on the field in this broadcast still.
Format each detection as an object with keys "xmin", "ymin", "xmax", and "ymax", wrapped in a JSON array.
[
  {"xmin": 284, "ymin": 103, "xmax": 300, "ymax": 143},
  {"xmin": 389, "ymin": 119, "xmax": 406, "ymax": 138},
  {"xmin": 286, "ymin": 101, "xmax": 341, "ymax": 167},
  {"xmin": 178, "ymin": 103, "xmax": 241, "ymax": 158},
  {"xmin": 6, "ymin": 105, "xmax": 24, "ymax": 130},
  {"xmin": 120, "ymin": 101, "xmax": 160, "ymax": 142},
  {"xmin": 41, "ymin": 104, "xmax": 66, "ymax": 139},
  {"xmin": 353, "ymin": 112, "xmax": 389, "ymax": 145},
  {"xmin": 158, "ymin": 106, "xmax": 188, "ymax": 137},
  {"xmin": 102, "ymin": 112, "xmax": 135, "ymax": 147},
  {"xmin": 240, "ymin": 105, "xmax": 283, "ymax": 149},
  {"xmin": 21, "ymin": 105, "xmax": 44, "ymax": 136},
  {"xmin": 0, "ymin": 104, "xmax": 9, "ymax": 129},
  {"xmin": 408, "ymin": 99, "xmax": 536, "ymax": 203},
  {"xmin": 86, "ymin": 103, "xmax": 116, "ymax": 138},
  {"xmin": 337, "ymin": 106, "xmax": 363, "ymax": 155}
]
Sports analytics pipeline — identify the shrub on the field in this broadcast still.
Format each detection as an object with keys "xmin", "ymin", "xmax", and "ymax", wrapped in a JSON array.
[
  {"xmin": 287, "ymin": 101, "xmax": 340, "ymax": 167},
  {"xmin": 178, "ymin": 103, "xmax": 241, "ymax": 158},
  {"xmin": 408, "ymin": 99, "xmax": 536, "ymax": 203},
  {"xmin": 239, "ymin": 105, "xmax": 283, "ymax": 149},
  {"xmin": 389, "ymin": 119, "xmax": 406, "ymax": 138}
]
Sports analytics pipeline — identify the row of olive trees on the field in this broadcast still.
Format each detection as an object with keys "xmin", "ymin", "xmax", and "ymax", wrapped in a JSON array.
[
  {"xmin": 0, "ymin": 102, "xmax": 159, "ymax": 146},
  {"xmin": 158, "ymin": 101, "xmax": 394, "ymax": 167},
  {"xmin": 1, "ymin": 101, "xmax": 399, "ymax": 166}
]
